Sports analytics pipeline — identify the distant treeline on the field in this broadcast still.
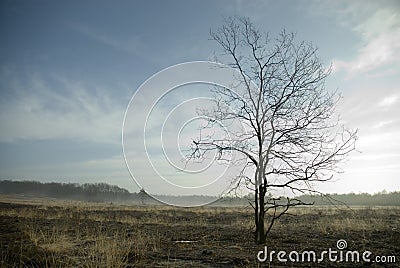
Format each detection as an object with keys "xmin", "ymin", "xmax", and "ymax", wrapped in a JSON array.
[
  {"xmin": 297, "ymin": 191, "xmax": 400, "ymax": 206},
  {"xmin": 0, "ymin": 180, "xmax": 399, "ymax": 206},
  {"xmin": 0, "ymin": 180, "xmax": 136, "ymax": 202}
]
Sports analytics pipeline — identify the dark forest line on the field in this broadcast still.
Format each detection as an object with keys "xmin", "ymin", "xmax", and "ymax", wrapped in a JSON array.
[
  {"xmin": 0, "ymin": 180, "xmax": 135, "ymax": 202},
  {"xmin": 0, "ymin": 180, "xmax": 399, "ymax": 206}
]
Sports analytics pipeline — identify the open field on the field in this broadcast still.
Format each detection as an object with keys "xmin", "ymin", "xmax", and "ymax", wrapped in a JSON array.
[{"xmin": 0, "ymin": 195, "xmax": 399, "ymax": 267}]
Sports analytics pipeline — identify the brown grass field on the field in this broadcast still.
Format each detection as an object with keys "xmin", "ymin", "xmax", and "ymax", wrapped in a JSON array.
[{"xmin": 0, "ymin": 195, "xmax": 399, "ymax": 267}]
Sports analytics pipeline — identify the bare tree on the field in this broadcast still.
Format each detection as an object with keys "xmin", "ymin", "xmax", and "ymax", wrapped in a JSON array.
[{"xmin": 190, "ymin": 17, "xmax": 357, "ymax": 244}]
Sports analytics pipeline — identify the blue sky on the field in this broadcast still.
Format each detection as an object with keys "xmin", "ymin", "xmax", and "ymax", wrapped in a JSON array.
[{"xmin": 0, "ymin": 0, "xmax": 399, "ymax": 194}]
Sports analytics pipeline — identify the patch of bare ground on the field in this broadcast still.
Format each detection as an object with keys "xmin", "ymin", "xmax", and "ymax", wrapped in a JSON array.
[{"xmin": 0, "ymin": 197, "xmax": 399, "ymax": 267}]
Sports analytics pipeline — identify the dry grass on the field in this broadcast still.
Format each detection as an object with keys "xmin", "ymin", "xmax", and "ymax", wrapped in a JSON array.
[
  {"xmin": 0, "ymin": 199, "xmax": 162, "ymax": 267},
  {"xmin": 79, "ymin": 230, "xmax": 151, "ymax": 268},
  {"xmin": 21, "ymin": 217, "xmax": 161, "ymax": 267},
  {"xmin": 1, "ymin": 195, "xmax": 399, "ymax": 267}
]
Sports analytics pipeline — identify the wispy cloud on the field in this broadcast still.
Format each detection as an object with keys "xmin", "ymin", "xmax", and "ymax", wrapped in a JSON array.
[
  {"xmin": 335, "ymin": 82, "xmax": 400, "ymax": 191},
  {"xmin": 378, "ymin": 94, "xmax": 399, "ymax": 108},
  {"xmin": 338, "ymin": 85, "xmax": 400, "ymax": 131},
  {"xmin": 332, "ymin": 4, "xmax": 400, "ymax": 77},
  {"xmin": 373, "ymin": 120, "xmax": 395, "ymax": 129},
  {"xmin": 70, "ymin": 22, "xmax": 144, "ymax": 57},
  {"xmin": 0, "ymin": 71, "xmax": 125, "ymax": 144}
]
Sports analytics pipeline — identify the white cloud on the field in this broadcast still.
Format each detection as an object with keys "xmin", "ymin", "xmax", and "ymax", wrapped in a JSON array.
[
  {"xmin": 333, "ymin": 30, "xmax": 400, "ymax": 76},
  {"xmin": 335, "ymin": 82, "xmax": 400, "ymax": 192},
  {"xmin": 373, "ymin": 120, "xmax": 394, "ymax": 129},
  {"xmin": 353, "ymin": 8, "xmax": 399, "ymax": 39},
  {"xmin": 334, "ymin": 8, "xmax": 400, "ymax": 76},
  {"xmin": 332, "ymin": 5, "xmax": 400, "ymax": 77},
  {"xmin": 339, "ymin": 88, "xmax": 400, "ymax": 137},
  {"xmin": 378, "ymin": 95, "xmax": 398, "ymax": 108},
  {"xmin": 0, "ymin": 73, "xmax": 125, "ymax": 144}
]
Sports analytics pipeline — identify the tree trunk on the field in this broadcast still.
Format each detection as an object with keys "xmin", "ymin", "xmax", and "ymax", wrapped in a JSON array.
[
  {"xmin": 256, "ymin": 184, "xmax": 266, "ymax": 244},
  {"xmin": 254, "ymin": 188, "xmax": 259, "ymax": 241}
]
